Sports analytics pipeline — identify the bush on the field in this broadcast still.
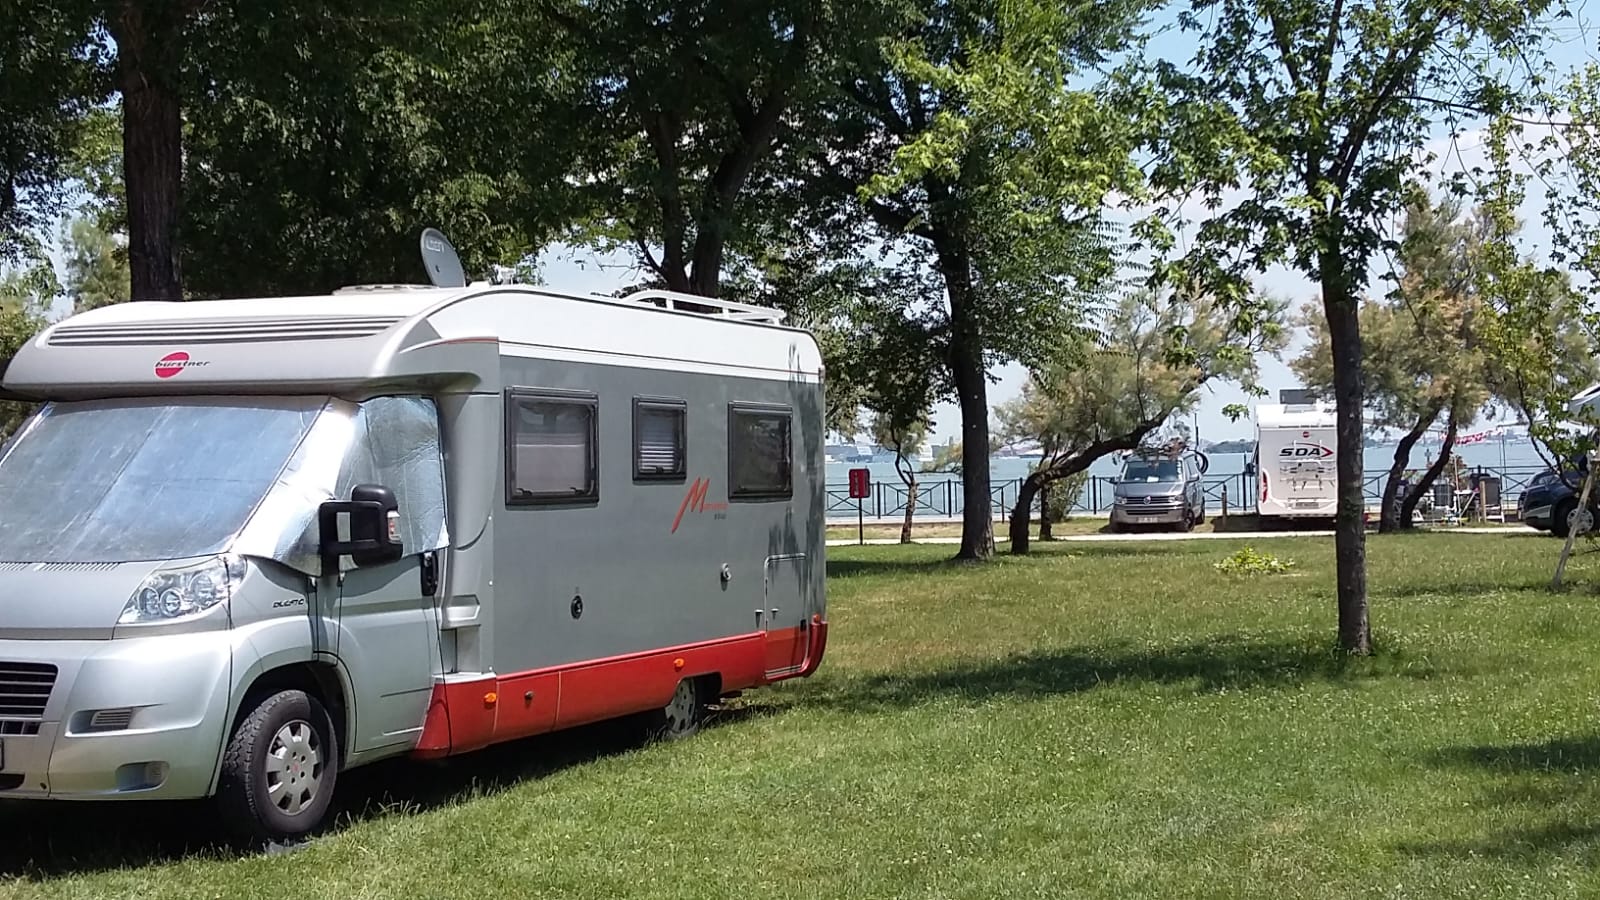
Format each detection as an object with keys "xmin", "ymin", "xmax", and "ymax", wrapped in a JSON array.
[{"xmin": 1213, "ymin": 545, "xmax": 1295, "ymax": 575}]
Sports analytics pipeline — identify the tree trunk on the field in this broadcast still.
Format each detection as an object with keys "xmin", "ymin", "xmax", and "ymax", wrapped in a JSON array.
[
  {"xmin": 900, "ymin": 475, "xmax": 917, "ymax": 544},
  {"xmin": 1378, "ymin": 406, "xmax": 1441, "ymax": 533},
  {"xmin": 1401, "ymin": 414, "xmax": 1459, "ymax": 527},
  {"xmin": 1323, "ymin": 277, "xmax": 1371, "ymax": 654},
  {"xmin": 1008, "ymin": 473, "xmax": 1044, "ymax": 555},
  {"xmin": 1039, "ymin": 483, "xmax": 1054, "ymax": 541},
  {"xmin": 939, "ymin": 237, "xmax": 993, "ymax": 561},
  {"xmin": 109, "ymin": 2, "xmax": 186, "ymax": 302}
]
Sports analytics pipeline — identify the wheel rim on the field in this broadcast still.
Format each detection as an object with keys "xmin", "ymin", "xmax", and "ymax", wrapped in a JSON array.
[
  {"xmin": 265, "ymin": 719, "xmax": 323, "ymax": 817},
  {"xmin": 662, "ymin": 680, "xmax": 697, "ymax": 735},
  {"xmin": 1572, "ymin": 507, "xmax": 1594, "ymax": 535}
]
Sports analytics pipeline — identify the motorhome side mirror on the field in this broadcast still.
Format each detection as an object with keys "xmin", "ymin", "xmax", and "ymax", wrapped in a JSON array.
[{"xmin": 318, "ymin": 483, "xmax": 404, "ymax": 572}]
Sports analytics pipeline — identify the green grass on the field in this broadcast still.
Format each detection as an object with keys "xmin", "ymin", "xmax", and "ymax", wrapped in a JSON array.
[{"xmin": 7, "ymin": 532, "xmax": 1600, "ymax": 898}]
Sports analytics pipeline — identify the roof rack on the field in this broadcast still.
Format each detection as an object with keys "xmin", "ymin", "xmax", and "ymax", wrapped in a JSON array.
[
  {"xmin": 332, "ymin": 283, "xmax": 441, "ymax": 294},
  {"xmin": 613, "ymin": 289, "xmax": 786, "ymax": 324}
]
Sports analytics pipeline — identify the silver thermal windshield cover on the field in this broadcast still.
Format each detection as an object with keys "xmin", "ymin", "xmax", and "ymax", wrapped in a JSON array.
[{"xmin": 238, "ymin": 396, "xmax": 449, "ymax": 575}]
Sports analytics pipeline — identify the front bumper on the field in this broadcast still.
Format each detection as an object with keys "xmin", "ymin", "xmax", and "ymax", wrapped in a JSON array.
[
  {"xmin": 1521, "ymin": 502, "xmax": 1553, "ymax": 529},
  {"xmin": 0, "ymin": 631, "xmax": 231, "ymax": 801},
  {"xmin": 1111, "ymin": 504, "xmax": 1186, "ymax": 525}
]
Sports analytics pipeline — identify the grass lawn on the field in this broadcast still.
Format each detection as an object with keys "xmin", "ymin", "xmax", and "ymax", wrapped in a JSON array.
[{"xmin": 7, "ymin": 532, "xmax": 1600, "ymax": 898}]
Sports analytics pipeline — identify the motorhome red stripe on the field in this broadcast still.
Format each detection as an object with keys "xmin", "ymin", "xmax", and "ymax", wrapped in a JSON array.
[{"xmin": 412, "ymin": 621, "xmax": 827, "ymax": 759}]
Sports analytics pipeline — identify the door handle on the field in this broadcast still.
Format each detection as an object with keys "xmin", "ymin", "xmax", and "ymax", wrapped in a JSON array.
[{"xmin": 420, "ymin": 551, "xmax": 440, "ymax": 597}]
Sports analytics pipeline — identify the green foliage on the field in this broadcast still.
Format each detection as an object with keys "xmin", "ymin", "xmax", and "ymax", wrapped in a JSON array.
[
  {"xmin": 0, "ymin": 1, "xmax": 107, "ymax": 269},
  {"xmin": 1041, "ymin": 468, "xmax": 1089, "ymax": 522},
  {"xmin": 0, "ymin": 292, "xmax": 48, "ymax": 437},
  {"xmin": 922, "ymin": 440, "xmax": 962, "ymax": 474},
  {"xmin": 829, "ymin": 0, "xmax": 1148, "ymax": 373},
  {"xmin": 1131, "ymin": 0, "xmax": 1557, "ymax": 647},
  {"xmin": 181, "ymin": 0, "xmax": 581, "ymax": 296},
  {"xmin": 996, "ymin": 288, "xmax": 1287, "ymax": 480},
  {"xmin": 553, "ymin": 0, "xmax": 875, "ymax": 297},
  {"xmin": 62, "ymin": 216, "xmax": 129, "ymax": 313},
  {"xmin": 1213, "ymin": 545, "xmax": 1296, "ymax": 575},
  {"xmin": 1478, "ymin": 69, "xmax": 1600, "ymax": 467},
  {"xmin": 64, "ymin": 106, "xmax": 124, "ymax": 237},
  {"xmin": 1291, "ymin": 194, "xmax": 1506, "ymax": 435}
]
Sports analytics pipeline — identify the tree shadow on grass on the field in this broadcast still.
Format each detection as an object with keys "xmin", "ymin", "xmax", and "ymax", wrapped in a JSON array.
[
  {"xmin": 0, "ymin": 704, "xmax": 778, "ymax": 880},
  {"xmin": 826, "ymin": 556, "xmax": 968, "ymax": 579},
  {"xmin": 1373, "ymin": 572, "xmax": 1555, "ymax": 600},
  {"xmin": 1401, "ymin": 734, "xmax": 1600, "ymax": 862},
  {"xmin": 808, "ymin": 633, "xmax": 1426, "ymax": 714}
]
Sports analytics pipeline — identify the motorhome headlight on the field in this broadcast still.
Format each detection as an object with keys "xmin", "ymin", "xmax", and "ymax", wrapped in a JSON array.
[{"xmin": 118, "ymin": 556, "xmax": 244, "ymax": 625}]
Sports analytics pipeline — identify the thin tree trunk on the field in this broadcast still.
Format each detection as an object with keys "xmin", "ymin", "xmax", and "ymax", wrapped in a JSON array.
[
  {"xmin": 895, "ymin": 449, "xmax": 918, "ymax": 545},
  {"xmin": 1009, "ymin": 473, "xmax": 1043, "ymax": 555},
  {"xmin": 1401, "ymin": 414, "xmax": 1459, "ymax": 527},
  {"xmin": 1379, "ymin": 405, "xmax": 1442, "ymax": 533},
  {"xmin": 1039, "ymin": 483, "xmax": 1054, "ymax": 541},
  {"xmin": 109, "ymin": 2, "xmax": 186, "ymax": 301},
  {"xmin": 1324, "ymin": 281, "xmax": 1371, "ymax": 654},
  {"xmin": 900, "ymin": 477, "xmax": 917, "ymax": 544}
]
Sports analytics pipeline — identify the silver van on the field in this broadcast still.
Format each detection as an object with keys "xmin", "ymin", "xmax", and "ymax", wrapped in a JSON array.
[{"xmin": 1109, "ymin": 452, "xmax": 1206, "ymax": 531}]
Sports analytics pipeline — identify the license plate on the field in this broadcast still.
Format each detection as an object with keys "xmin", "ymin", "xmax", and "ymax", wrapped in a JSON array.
[{"xmin": 1133, "ymin": 516, "xmax": 1162, "ymax": 524}]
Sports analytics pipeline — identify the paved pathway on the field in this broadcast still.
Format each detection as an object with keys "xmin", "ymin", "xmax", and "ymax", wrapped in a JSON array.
[{"xmin": 825, "ymin": 526, "xmax": 1531, "ymax": 547}]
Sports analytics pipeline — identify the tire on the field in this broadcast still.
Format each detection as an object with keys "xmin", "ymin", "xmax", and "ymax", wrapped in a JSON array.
[
  {"xmin": 1179, "ymin": 511, "xmax": 1195, "ymax": 533},
  {"xmin": 641, "ymin": 677, "xmax": 707, "ymax": 741},
  {"xmin": 1195, "ymin": 502, "xmax": 1206, "ymax": 526},
  {"xmin": 1553, "ymin": 499, "xmax": 1577, "ymax": 539},
  {"xmin": 217, "ymin": 690, "xmax": 339, "ymax": 842}
]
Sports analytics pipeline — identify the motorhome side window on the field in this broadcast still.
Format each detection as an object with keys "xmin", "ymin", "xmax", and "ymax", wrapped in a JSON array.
[
  {"xmin": 729, "ymin": 404, "xmax": 792, "ymax": 500},
  {"xmin": 507, "ymin": 390, "xmax": 598, "ymax": 505},
  {"xmin": 633, "ymin": 398, "xmax": 687, "ymax": 482}
]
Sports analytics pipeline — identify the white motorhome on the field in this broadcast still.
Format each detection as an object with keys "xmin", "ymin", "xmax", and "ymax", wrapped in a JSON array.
[
  {"xmin": 1253, "ymin": 395, "xmax": 1337, "ymax": 521},
  {"xmin": 0, "ymin": 255, "xmax": 828, "ymax": 839}
]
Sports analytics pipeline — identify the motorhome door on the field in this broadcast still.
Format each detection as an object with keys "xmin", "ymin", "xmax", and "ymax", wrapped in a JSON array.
[{"xmin": 314, "ymin": 397, "xmax": 450, "ymax": 755}]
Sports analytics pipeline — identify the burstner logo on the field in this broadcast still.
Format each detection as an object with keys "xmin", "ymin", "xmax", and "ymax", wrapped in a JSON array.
[{"xmin": 154, "ymin": 351, "xmax": 209, "ymax": 379}]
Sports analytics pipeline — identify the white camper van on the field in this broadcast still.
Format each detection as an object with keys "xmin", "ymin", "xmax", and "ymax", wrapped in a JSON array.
[
  {"xmin": 1253, "ymin": 396, "xmax": 1337, "ymax": 521},
  {"xmin": 0, "ymin": 249, "xmax": 828, "ymax": 840}
]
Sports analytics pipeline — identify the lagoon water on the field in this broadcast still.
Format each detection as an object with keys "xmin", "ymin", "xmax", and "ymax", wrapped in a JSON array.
[{"xmin": 827, "ymin": 437, "xmax": 1549, "ymax": 486}]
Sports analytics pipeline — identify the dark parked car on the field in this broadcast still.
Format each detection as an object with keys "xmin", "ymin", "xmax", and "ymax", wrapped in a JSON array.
[{"xmin": 1521, "ymin": 468, "xmax": 1592, "ymax": 537}]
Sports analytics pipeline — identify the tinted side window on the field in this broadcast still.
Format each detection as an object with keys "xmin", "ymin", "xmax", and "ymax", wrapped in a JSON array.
[
  {"xmin": 634, "ymin": 399, "xmax": 687, "ymax": 482},
  {"xmin": 729, "ymin": 405, "xmax": 792, "ymax": 499},
  {"xmin": 507, "ymin": 390, "xmax": 598, "ymax": 505}
]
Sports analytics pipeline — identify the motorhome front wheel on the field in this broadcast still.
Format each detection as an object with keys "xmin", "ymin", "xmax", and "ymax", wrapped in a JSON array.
[{"xmin": 217, "ymin": 690, "xmax": 340, "ymax": 841}]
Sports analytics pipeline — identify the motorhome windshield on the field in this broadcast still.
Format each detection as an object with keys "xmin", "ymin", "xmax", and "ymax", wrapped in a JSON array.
[
  {"xmin": 0, "ymin": 397, "xmax": 322, "ymax": 563},
  {"xmin": 1122, "ymin": 459, "xmax": 1181, "ymax": 482}
]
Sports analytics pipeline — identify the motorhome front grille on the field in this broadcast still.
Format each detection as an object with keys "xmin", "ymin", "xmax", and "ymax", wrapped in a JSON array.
[
  {"xmin": 0, "ymin": 720, "xmax": 40, "ymax": 736},
  {"xmin": 0, "ymin": 562, "xmax": 119, "ymax": 573},
  {"xmin": 0, "ymin": 663, "xmax": 57, "ymax": 719},
  {"xmin": 47, "ymin": 316, "xmax": 404, "ymax": 346}
]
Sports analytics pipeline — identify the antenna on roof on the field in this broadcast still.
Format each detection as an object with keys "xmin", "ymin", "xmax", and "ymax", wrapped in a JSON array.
[{"xmin": 419, "ymin": 228, "xmax": 467, "ymax": 288}]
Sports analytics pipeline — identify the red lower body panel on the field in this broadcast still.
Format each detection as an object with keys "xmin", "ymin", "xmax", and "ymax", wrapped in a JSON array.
[{"xmin": 413, "ymin": 621, "xmax": 827, "ymax": 759}]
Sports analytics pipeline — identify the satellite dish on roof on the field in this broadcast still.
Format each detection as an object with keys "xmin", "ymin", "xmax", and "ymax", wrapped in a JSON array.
[{"xmin": 419, "ymin": 228, "xmax": 466, "ymax": 288}]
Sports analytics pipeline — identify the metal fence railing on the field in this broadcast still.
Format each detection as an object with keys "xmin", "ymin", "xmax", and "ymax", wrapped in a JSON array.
[{"xmin": 826, "ymin": 465, "xmax": 1547, "ymax": 521}]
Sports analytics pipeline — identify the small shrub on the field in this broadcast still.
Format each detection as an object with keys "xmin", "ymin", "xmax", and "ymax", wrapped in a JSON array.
[{"xmin": 1213, "ymin": 545, "xmax": 1296, "ymax": 575}]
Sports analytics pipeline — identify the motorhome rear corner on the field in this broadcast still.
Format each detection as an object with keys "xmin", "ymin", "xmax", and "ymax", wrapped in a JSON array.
[
  {"xmin": 0, "ymin": 284, "xmax": 828, "ymax": 840},
  {"xmin": 1253, "ymin": 402, "xmax": 1338, "ymax": 520}
]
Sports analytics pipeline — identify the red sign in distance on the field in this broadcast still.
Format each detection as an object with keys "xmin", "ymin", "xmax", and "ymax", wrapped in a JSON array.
[{"xmin": 848, "ymin": 467, "xmax": 871, "ymax": 499}]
